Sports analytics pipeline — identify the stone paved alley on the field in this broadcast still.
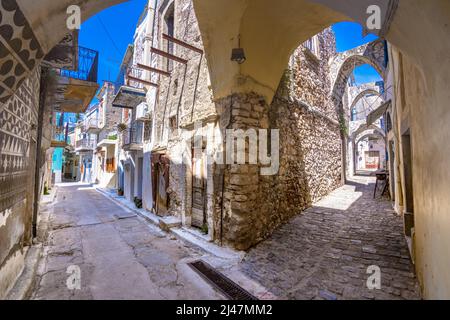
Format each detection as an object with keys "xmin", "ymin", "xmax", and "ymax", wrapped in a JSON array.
[
  {"xmin": 30, "ymin": 176, "xmax": 421, "ymax": 300},
  {"xmin": 239, "ymin": 175, "xmax": 421, "ymax": 300},
  {"xmin": 31, "ymin": 183, "xmax": 224, "ymax": 300}
]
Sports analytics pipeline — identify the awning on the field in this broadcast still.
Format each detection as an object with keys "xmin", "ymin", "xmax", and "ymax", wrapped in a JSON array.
[
  {"xmin": 97, "ymin": 139, "xmax": 117, "ymax": 148},
  {"xmin": 367, "ymin": 100, "xmax": 391, "ymax": 126},
  {"xmin": 112, "ymin": 86, "xmax": 146, "ymax": 109},
  {"xmin": 50, "ymin": 140, "xmax": 68, "ymax": 148},
  {"xmin": 47, "ymin": 75, "xmax": 99, "ymax": 113}
]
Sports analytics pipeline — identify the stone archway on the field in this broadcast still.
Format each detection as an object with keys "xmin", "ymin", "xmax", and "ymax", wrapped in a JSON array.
[
  {"xmin": 329, "ymin": 39, "xmax": 386, "ymax": 109},
  {"xmin": 352, "ymin": 123, "xmax": 386, "ymax": 141},
  {"xmin": 354, "ymin": 131, "xmax": 386, "ymax": 171},
  {"xmin": 349, "ymin": 89, "xmax": 383, "ymax": 117},
  {"xmin": 2, "ymin": 0, "xmax": 450, "ymax": 298},
  {"xmin": 1, "ymin": 0, "xmax": 400, "ymax": 104},
  {"xmin": 326, "ymin": 40, "xmax": 386, "ymax": 182},
  {"xmin": 348, "ymin": 123, "xmax": 386, "ymax": 176}
]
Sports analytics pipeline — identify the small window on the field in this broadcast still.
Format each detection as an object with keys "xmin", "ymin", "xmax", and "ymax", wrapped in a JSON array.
[
  {"xmin": 169, "ymin": 116, "xmax": 177, "ymax": 129},
  {"xmin": 368, "ymin": 151, "xmax": 380, "ymax": 158},
  {"xmin": 144, "ymin": 121, "xmax": 152, "ymax": 142},
  {"xmin": 173, "ymin": 79, "xmax": 178, "ymax": 96}
]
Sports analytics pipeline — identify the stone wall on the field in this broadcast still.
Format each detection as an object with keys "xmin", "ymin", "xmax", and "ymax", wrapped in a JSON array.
[
  {"xmin": 0, "ymin": 68, "xmax": 41, "ymax": 298},
  {"xmin": 151, "ymin": 0, "xmax": 216, "ymax": 220},
  {"xmin": 147, "ymin": 5, "xmax": 342, "ymax": 250},
  {"xmin": 217, "ymin": 29, "xmax": 343, "ymax": 250},
  {"xmin": 99, "ymin": 82, "xmax": 121, "ymax": 142}
]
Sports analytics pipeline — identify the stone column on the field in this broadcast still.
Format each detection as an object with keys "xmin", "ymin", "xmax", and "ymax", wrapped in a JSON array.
[{"xmin": 216, "ymin": 92, "xmax": 271, "ymax": 250}]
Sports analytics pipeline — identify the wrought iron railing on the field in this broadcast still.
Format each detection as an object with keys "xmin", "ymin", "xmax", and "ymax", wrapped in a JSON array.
[
  {"xmin": 85, "ymin": 117, "xmax": 99, "ymax": 130},
  {"xmin": 76, "ymin": 138, "xmax": 95, "ymax": 150},
  {"xmin": 58, "ymin": 46, "xmax": 99, "ymax": 83}
]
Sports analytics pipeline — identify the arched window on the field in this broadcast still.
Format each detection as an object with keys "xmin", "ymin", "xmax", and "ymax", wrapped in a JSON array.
[{"xmin": 386, "ymin": 112, "xmax": 392, "ymax": 132}]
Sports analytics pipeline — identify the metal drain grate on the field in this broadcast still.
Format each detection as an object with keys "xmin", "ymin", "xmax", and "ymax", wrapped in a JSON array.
[{"xmin": 188, "ymin": 260, "xmax": 258, "ymax": 300}]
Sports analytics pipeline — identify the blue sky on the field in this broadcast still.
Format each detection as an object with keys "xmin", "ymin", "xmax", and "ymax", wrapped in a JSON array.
[
  {"xmin": 332, "ymin": 22, "xmax": 382, "ymax": 84},
  {"xmin": 79, "ymin": 3, "xmax": 381, "ymax": 98},
  {"xmin": 79, "ymin": 0, "xmax": 147, "ymax": 87}
]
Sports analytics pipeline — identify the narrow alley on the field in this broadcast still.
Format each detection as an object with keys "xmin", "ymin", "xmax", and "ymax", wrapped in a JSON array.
[
  {"xmin": 29, "ymin": 175, "xmax": 421, "ymax": 300},
  {"xmin": 31, "ymin": 183, "xmax": 224, "ymax": 300},
  {"xmin": 239, "ymin": 175, "xmax": 421, "ymax": 300}
]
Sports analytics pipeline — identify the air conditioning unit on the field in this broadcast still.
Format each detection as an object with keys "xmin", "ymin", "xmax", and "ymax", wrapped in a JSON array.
[{"xmin": 136, "ymin": 102, "xmax": 150, "ymax": 121}]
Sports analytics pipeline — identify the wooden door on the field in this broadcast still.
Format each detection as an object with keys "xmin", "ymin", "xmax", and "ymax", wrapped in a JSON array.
[
  {"xmin": 192, "ymin": 149, "xmax": 207, "ymax": 228},
  {"xmin": 155, "ymin": 155, "xmax": 169, "ymax": 216}
]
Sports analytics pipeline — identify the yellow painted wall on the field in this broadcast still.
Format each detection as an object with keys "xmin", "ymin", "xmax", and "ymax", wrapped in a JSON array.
[{"xmin": 387, "ymin": 0, "xmax": 450, "ymax": 299}]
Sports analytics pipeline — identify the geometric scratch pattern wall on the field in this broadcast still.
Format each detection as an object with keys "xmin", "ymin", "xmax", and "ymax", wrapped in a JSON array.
[
  {"xmin": 0, "ymin": 0, "xmax": 44, "ymax": 104},
  {"xmin": 0, "ymin": 0, "xmax": 43, "ymax": 214},
  {"xmin": 0, "ymin": 68, "xmax": 40, "ymax": 213}
]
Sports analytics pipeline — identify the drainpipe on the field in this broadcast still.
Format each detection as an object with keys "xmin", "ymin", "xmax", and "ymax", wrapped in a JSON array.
[
  {"xmin": 150, "ymin": 0, "xmax": 159, "ymax": 148},
  {"xmin": 144, "ymin": 0, "xmax": 159, "ymax": 208},
  {"xmin": 32, "ymin": 67, "xmax": 49, "ymax": 239},
  {"xmin": 220, "ymin": 95, "xmax": 234, "ymax": 246},
  {"xmin": 144, "ymin": 0, "xmax": 156, "ymax": 79}
]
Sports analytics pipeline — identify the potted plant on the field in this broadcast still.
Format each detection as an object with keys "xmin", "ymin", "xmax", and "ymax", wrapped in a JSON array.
[
  {"xmin": 117, "ymin": 123, "xmax": 127, "ymax": 132},
  {"xmin": 118, "ymin": 188, "xmax": 124, "ymax": 196},
  {"xmin": 134, "ymin": 197, "xmax": 143, "ymax": 209}
]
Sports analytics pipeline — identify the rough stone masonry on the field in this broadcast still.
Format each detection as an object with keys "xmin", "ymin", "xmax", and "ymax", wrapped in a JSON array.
[{"xmin": 148, "ymin": 1, "xmax": 344, "ymax": 251}]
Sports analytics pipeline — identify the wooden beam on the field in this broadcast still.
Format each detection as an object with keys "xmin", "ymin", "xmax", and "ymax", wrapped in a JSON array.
[
  {"xmin": 137, "ymin": 63, "xmax": 171, "ymax": 77},
  {"xmin": 150, "ymin": 47, "xmax": 188, "ymax": 65},
  {"xmin": 162, "ymin": 34, "xmax": 204, "ymax": 54},
  {"xmin": 127, "ymin": 75, "xmax": 159, "ymax": 88}
]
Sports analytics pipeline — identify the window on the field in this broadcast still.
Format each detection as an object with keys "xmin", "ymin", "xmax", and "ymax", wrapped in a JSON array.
[{"xmin": 304, "ymin": 36, "xmax": 321, "ymax": 59}]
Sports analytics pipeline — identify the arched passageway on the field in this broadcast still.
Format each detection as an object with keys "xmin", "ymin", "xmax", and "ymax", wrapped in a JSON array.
[{"xmin": 350, "ymin": 89, "xmax": 383, "ymax": 116}]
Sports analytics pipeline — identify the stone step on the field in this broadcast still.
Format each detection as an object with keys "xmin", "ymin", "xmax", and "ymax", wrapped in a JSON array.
[{"xmin": 158, "ymin": 216, "xmax": 182, "ymax": 232}]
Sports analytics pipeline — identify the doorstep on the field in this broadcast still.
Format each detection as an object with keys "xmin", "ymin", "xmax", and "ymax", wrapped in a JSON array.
[
  {"xmin": 171, "ymin": 227, "xmax": 244, "ymax": 262},
  {"xmin": 6, "ymin": 245, "xmax": 42, "ymax": 300},
  {"xmin": 41, "ymin": 186, "xmax": 57, "ymax": 204},
  {"xmin": 95, "ymin": 187, "xmax": 244, "ymax": 261}
]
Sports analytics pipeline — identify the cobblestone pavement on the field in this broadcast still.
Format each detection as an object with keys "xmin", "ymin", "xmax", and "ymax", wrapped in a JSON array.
[
  {"xmin": 31, "ymin": 183, "xmax": 224, "ymax": 300},
  {"xmin": 240, "ymin": 176, "xmax": 422, "ymax": 300}
]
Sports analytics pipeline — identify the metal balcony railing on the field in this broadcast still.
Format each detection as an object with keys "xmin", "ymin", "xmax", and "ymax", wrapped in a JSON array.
[
  {"xmin": 58, "ymin": 46, "xmax": 99, "ymax": 83},
  {"xmin": 85, "ymin": 117, "xmax": 99, "ymax": 130},
  {"xmin": 122, "ymin": 123, "xmax": 143, "ymax": 147},
  {"xmin": 76, "ymin": 138, "xmax": 95, "ymax": 150}
]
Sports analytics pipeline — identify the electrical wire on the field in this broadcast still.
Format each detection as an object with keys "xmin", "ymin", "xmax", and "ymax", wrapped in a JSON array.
[{"xmin": 97, "ymin": 15, "xmax": 122, "ymax": 56}]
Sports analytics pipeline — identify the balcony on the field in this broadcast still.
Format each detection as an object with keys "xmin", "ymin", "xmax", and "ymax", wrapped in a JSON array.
[
  {"xmin": 98, "ymin": 133, "xmax": 118, "ymax": 148},
  {"xmin": 75, "ymin": 138, "xmax": 96, "ymax": 152},
  {"xmin": 47, "ymin": 46, "xmax": 100, "ymax": 114},
  {"xmin": 122, "ymin": 124, "xmax": 143, "ymax": 151},
  {"xmin": 112, "ymin": 66, "xmax": 151, "ymax": 109},
  {"xmin": 112, "ymin": 85, "xmax": 146, "ymax": 109},
  {"xmin": 85, "ymin": 118, "xmax": 101, "ymax": 134}
]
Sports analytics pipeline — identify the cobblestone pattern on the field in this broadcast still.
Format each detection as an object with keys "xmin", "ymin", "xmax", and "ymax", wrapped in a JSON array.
[{"xmin": 240, "ymin": 176, "xmax": 421, "ymax": 300}]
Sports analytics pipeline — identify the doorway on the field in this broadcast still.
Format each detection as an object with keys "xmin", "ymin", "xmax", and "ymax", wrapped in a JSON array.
[
  {"xmin": 137, "ymin": 157, "xmax": 143, "ymax": 199},
  {"xmin": 402, "ymin": 130, "xmax": 414, "ymax": 237},
  {"xmin": 191, "ymin": 147, "xmax": 207, "ymax": 229},
  {"xmin": 389, "ymin": 140, "xmax": 396, "ymax": 201},
  {"xmin": 152, "ymin": 153, "xmax": 170, "ymax": 216}
]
